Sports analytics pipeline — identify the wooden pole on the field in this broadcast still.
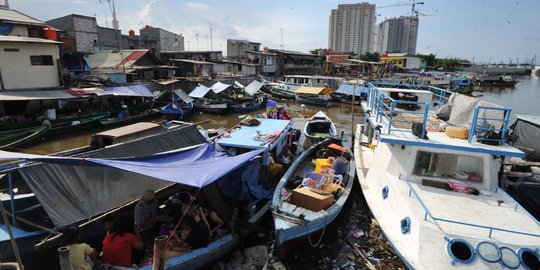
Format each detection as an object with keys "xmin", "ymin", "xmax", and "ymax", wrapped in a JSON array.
[
  {"xmin": 57, "ymin": 246, "xmax": 73, "ymax": 270},
  {"xmin": 351, "ymin": 80, "xmax": 356, "ymax": 142},
  {"xmin": 152, "ymin": 235, "xmax": 168, "ymax": 270}
]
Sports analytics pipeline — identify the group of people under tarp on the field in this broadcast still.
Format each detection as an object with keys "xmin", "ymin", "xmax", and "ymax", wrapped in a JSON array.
[{"xmin": 63, "ymin": 188, "xmax": 269, "ymax": 270}]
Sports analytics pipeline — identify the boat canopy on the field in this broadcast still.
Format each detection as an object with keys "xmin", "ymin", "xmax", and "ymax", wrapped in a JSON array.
[
  {"xmin": 0, "ymin": 90, "xmax": 78, "ymax": 101},
  {"xmin": 103, "ymin": 84, "xmax": 153, "ymax": 97},
  {"xmin": 0, "ymin": 142, "xmax": 262, "ymax": 227},
  {"xmin": 210, "ymin": 82, "xmax": 231, "ymax": 94},
  {"xmin": 189, "ymin": 84, "xmax": 211, "ymax": 98},
  {"xmin": 244, "ymin": 81, "xmax": 264, "ymax": 96},
  {"xmin": 510, "ymin": 114, "xmax": 540, "ymax": 161},
  {"xmin": 295, "ymin": 86, "xmax": 333, "ymax": 95},
  {"xmin": 173, "ymin": 88, "xmax": 194, "ymax": 103},
  {"xmin": 336, "ymin": 84, "xmax": 366, "ymax": 96}
]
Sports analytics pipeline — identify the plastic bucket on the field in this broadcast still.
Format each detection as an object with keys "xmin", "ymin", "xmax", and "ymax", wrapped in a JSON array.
[{"xmin": 332, "ymin": 157, "xmax": 348, "ymax": 175}]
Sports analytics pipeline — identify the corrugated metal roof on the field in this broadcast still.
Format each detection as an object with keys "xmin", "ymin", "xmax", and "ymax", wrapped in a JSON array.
[
  {"xmin": 244, "ymin": 80, "xmax": 263, "ymax": 96},
  {"xmin": 295, "ymin": 86, "xmax": 332, "ymax": 94},
  {"xmin": 172, "ymin": 59, "xmax": 214, "ymax": 65},
  {"xmin": 103, "ymin": 84, "xmax": 153, "ymax": 97},
  {"xmin": 516, "ymin": 114, "xmax": 540, "ymax": 127},
  {"xmin": 0, "ymin": 7, "xmax": 45, "ymax": 26},
  {"xmin": 0, "ymin": 90, "xmax": 75, "ymax": 101},
  {"xmin": 0, "ymin": 35, "xmax": 61, "ymax": 44}
]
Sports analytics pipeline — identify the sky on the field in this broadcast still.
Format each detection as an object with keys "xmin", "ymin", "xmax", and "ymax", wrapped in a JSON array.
[{"xmin": 7, "ymin": 0, "xmax": 540, "ymax": 64}]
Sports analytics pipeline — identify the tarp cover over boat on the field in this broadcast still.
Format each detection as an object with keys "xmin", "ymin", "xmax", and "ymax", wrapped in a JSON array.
[
  {"xmin": 173, "ymin": 89, "xmax": 194, "ymax": 103},
  {"xmin": 0, "ymin": 144, "xmax": 263, "ymax": 227},
  {"xmin": 295, "ymin": 86, "xmax": 333, "ymax": 95},
  {"xmin": 510, "ymin": 114, "xmax": 540, "ymax": 161},
  {"xmin": 189, "ymin": 85, "xmax": 211, "ymax": 98},
  {"xmin": 335, "ymin": 84, "xmax": 366, "ymax": 96},
  {"xmin": 509, "ymin": 175, "xmax": 540, "ymax": 221},
  {"xmin": 103, "ymin": 85, "xmax": 153, "ymax": 97},
  {"xmin": 437, "ymin": 93, "xmax": 504, "ymax": 128},
  {"xmin": 209, "ymin": 82, "xmax": 231, "ymax": 94},
  {"xmin": 244, "ymin": 81, "xmax": 264, "ymax": 96}
]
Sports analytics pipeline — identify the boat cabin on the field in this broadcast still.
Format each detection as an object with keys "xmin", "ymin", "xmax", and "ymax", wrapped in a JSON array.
[
  {"xmin": 91, "ymin": 122, "xmax": 163, "ymax": 148},
  {"xmin": 284, "ymin": 75, "xmax": 344, "ymax": 90},
  {"xmin": 215, "ymin": 118, "xmax": 293, "ymax": 166}
]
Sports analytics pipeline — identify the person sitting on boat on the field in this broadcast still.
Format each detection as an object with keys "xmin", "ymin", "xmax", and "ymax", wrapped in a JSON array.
[
  {"xmin": 101, "ymin": 216, "xmax": 144, "ymax": 268},
  {"xmin": 134, "ymin": 190, "xmax": 169, "ymax": 252},
  {"xmin": 63, "ymin": 227, "xmax": 98, "ymax": 270},
  {"xmin": 444, "ymin": 181, "xmax": 480, "ymax": 195},
  {"xmin": 178, "ymin": 195, "xmax": 225, "ymax": 239},
  {"xmin": 167, "ymin": 208, "xmax": 211, "ymax": 257}
]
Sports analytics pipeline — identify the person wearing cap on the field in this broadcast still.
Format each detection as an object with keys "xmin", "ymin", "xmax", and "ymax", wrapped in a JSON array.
[{"xmin": 133, "ymin": 190, "xmax": 167, "ymax": 250}]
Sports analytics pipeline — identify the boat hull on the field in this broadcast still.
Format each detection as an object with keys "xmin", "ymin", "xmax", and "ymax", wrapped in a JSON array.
[
  {"xmin": 295, "ymin": 94, "xmax": 330, "ymax": 107},
  {"xmin": 160, "ymin": 102, "xmax": 194, "ymax": 120},
  {"xmin": 272, "ymin": 139, "xmax": 355, "ymax": 245},
  {"xmin": 193, "ymin": 101, "xmax": 228, "ymax": 114},
  {"xmin": 269, "ymin": 88, "xmax": 296, "ymax": 100},
  {"xmin": 99, "ymin": 109, "xmax": 160, "ymax": 127}
]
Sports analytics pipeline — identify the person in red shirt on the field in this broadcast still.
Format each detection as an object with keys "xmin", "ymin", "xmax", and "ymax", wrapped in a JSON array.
[{"xmin": 101, "ymin": 217, "xmax": 144, "ymax": 267}]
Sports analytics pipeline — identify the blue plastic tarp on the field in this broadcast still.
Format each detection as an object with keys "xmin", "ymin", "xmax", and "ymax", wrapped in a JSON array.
[
  {"xmin": 217, "ymin": 158, "xmax": 271, "ymax": 205},
  {"xmin": 336, "ymin": 84, "xmax": 366, "ymax": 96},
  {"xmin": 0, "ymin": 144, "xmax": 265, "ymax": 188},
  {"xmin": 0, "ymin": 23, "xmax": 14, "ymax": 35},
  {"xmin": 103, "ymin": 84, "xmax": 153, "ymax": 97}
]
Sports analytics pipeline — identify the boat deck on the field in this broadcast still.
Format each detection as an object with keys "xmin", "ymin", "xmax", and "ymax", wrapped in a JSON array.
[
  {"xmin": 216, "ymin": 118, "xmax": 291, "ymax": 150},
  {"xmin": 406, "ymin": 180, "xmax": 540, "ymax": 245}
]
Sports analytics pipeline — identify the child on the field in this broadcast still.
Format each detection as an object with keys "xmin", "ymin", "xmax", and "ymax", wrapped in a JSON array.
[{"xmin": 63, "ymin": 227, "xmax": 98, "ymax": 270}]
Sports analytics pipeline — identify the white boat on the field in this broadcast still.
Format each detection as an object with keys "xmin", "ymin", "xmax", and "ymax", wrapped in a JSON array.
[
  {"xmin": 303, "ymin": 111, "xmax": 337, "ymax": 148},
  {"xmin": 354, "ymin": 83, "xmax": 540, "ymax": 269}
]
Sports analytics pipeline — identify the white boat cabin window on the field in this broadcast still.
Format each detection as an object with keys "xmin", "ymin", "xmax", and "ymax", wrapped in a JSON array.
[{"xmin": 413, "ymin": 151, "xmax": 483, "ymax": 182}]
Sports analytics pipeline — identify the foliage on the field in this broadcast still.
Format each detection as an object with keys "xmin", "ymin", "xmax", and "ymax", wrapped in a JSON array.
[
  {"xmin": 416, "ymin": 53, "xmax": 470, "ymax": 71},
  {"xmin": 359, "ymin": 52, "xmax": 380, "ymax": 62},
  {"xmin": 416, "ymin": 53, "xmax": 436, "ymax": 67},
  {"xmin": 309, "ymin": 48, "xmax": 325, "ymax": 55}
]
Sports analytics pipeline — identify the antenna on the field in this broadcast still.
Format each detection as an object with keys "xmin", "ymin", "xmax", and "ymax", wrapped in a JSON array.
[
  {"xmin": 111, "ymin": 0, "xmax": 119, "ymax": 30},
  {"xmin": 280, "ymin": 28, "xmax": 284, "ymax": 49},
  {"xmin": 209, "ymin": 27, "xmax": 213, "ymax": 51}
]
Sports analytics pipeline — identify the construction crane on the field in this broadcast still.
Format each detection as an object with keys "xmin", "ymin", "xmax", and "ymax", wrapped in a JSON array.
[{"xmin": 377, "ymin": 0, "xmax": 425, "ymax": 17}]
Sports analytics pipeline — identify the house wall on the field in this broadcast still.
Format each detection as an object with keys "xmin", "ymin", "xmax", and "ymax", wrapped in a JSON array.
[
  {"xmin": 98, "ymin": 26, "xmax": 121, "ymax": 50},
  {"xmin": 73, "ymin": 16, "xmax": 98, "ymax": 52},
  {"xmin": 0, "ymin": 41, "xmax": 60, "ymax": 89}
]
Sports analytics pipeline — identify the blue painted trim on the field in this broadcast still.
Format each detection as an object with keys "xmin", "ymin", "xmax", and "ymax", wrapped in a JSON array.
[
  {"xmin": 517, "ymin": 247, "xmax": 540, "ymax": 270},
  {"xmin": 446, "ymin": 238, "xmax": 476, "ymax": 264},
  {"xmin": 382, "ymin": 185, "xmax": 389, "ymax": 200},
  {"xmin": 400, "ymin": 217, "xmax": 411, "ymax": 234},
  {"xmin": 380, "ymin": 136, "xmax": 524, "ymax": 158},
  {"xmin": 476, "ymin": 241, "xmax": 501, "ymax": 263},
  {"xmin": 8, "ymin": 173, "xmax": 16, "ymax": 226},
  {"xmin": 499, "ymin": 246, "xmax": 521, "ymax": 269},
  {"xmin": 375, "ymin": 220, "xmax": 416, "ymax": 270}
]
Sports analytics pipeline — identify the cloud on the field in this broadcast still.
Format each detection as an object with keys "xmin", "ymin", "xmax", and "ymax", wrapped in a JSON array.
[
  {"xmin": 185, "ymin": 3, "xmax": 209, "ymax": 10},
  {"xmin": 137, "ymin": 0, "xmax": 159, "ymax": 22}
]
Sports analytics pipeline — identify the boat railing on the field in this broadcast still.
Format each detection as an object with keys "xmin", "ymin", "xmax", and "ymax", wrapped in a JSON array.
[
  {"xmin": 467, "ymin": 106, "xmax": 512, "ymax": 146},
  {"xmin": 399, "ymin": 174, "xmax": 540, "ymax": 238},
  {"xmin": 370, "ymin": 82, "xmax": 453, "ymax": 108},
  {"xmin": 366, "ymin": 82, "xmax": 430, "ymax": 139}
]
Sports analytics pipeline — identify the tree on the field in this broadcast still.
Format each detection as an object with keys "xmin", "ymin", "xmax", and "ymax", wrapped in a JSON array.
[
  {"xmin": 359, "ymin": 52, "xmax": 380, "ymax": 62},
  {"xmin": 309, "ymin": 48, "xmax": 325, "ymax": 55},
  {"xmin": 416, "ymin": 53, "xmax": 436, "ymax": 67}
]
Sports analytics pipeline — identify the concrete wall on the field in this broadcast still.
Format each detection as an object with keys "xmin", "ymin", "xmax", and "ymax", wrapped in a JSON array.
[
  {"xmin": 73, "ymin": 17, "xmax": 98, "ymax": 52},
  {"xmin": 98, "ymin": 26, "xmax": 121, "ymax": 50},
  {"xmin": 0, "ymin": 41, "xmax": 60, "ymax": 89}
]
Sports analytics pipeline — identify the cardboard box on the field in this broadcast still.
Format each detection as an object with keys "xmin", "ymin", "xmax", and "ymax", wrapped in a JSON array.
[{"xmin": 290, "ymin": 187, "xmax": 334, "ymax": 212}]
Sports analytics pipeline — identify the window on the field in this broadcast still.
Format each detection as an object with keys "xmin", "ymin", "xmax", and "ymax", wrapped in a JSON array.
[
  {"xmin": 413, "ymin": 151, "xmax": 483, "ymax": 182},
  {"xmin": 4, "ymin": 48, "xmax": 19, "ymax": 52},
  {"xmin": 30, "ymin": 55, "xmax": 54, "ymax": 66}
]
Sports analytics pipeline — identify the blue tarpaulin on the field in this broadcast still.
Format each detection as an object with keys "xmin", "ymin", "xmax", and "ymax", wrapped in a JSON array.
[
  {"xmin": 0, "ymin": 144, "xmax": 264, "ymax": 188},
  {"xmin": 103, "ymin": 84, "xmax": 153, "ymax": 97},
  {"xmin": 336, "ymin": 84, "xmax": 366, "ymax": 96},
  {"xmin": 0, "ymin": 23, "xmax": 14, "ymax": 35}
]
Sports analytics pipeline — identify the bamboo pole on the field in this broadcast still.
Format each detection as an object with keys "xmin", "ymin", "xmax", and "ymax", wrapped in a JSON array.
[
  {"xmin": 152, "ymin": 235, "xmax": 168, "ymax": 270},
  {"xmin": 57, "ymin": 246, "xmax": 73, "ymax": 270}
]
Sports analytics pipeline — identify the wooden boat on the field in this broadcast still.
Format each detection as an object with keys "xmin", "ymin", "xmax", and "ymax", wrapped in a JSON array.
[
  {"xmin": 229, "ymin": 97, "xmax": 264, "ymax": 113},
  {"xmin": 139, "ymin": 203, "xmax": 270, "ymax": 270},
  {"xmin": 159, "ymin": 89, "xmax": 195, "ymax": 120},
  {"xmin": 45, "ymin": 113, "xmax": 108, "ymax": 137},
  {"xmin": 0, "ymin": 112, "xmax": 109, "ymax": 131},
  {"xmin": 193, "ymin": 98, "xmax": 228, "ymax": 114},
  {"xmin": 303, "ymin": 111, "xmax": 337, "ymax": 148},
  {"xmin": 99, "ymin": 109, "xmax": 160, "ymax": 127},
  {"xmin": 269, "ymin": 86, "xmax": 296, "ymax": 100},
  {"xmin": 294, "ymin": 87, "xmax": 333, "ymax": 107},
  {"xmin": 271, "ymin": 138, "xmax": 355, "ymax": 245},
  {"xmin": 354, "ymin": 83, "xmax": 540, "ymax": 269},
  {"xmin": 0, "ymin": 123, "xmax": 209, "ymax": 260},
  {"xmin": 0, "ymin": 126, "xmax": 48, "ymax": 150}
]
